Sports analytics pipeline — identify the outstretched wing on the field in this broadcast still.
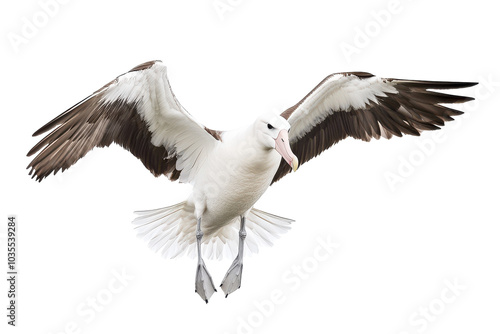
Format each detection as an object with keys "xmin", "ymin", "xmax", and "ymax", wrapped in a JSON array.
[
  {"xmin": 27, "ymin": 60, "xmax": 222, "ymax": 183},
  {"xmin": 272, "ymin": 72, "xmax": 477, "ymax": 184}
]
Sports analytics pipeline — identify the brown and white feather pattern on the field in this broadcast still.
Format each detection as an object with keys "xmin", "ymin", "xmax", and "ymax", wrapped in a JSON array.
[
  {"xmin": 272, "ymin": 72, "xmax": 476, "ymax": 183},
  {"xmin": 27, "ymin": 60, "xmax": 221, "ymax": 183}
]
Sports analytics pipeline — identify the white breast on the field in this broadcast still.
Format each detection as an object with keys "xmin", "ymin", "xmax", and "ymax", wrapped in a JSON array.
[{"xmin": 191, "ymin": 129, "xmax": 282, "ymax": 233}]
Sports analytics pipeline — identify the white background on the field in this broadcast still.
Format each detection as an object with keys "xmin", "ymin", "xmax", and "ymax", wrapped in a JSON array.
[{"xmin": 1, "ymin": 0, "xmax": 499, "ymax": 333}]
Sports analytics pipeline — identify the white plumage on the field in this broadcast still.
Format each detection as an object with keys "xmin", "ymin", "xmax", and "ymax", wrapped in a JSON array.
[
  {"xmin": 133, "ymin": 204, "xmax": 292, "ymax": 260},
  {"xmin": 288, "ymin": 74, "xmax": 398, "ymax": 141}
]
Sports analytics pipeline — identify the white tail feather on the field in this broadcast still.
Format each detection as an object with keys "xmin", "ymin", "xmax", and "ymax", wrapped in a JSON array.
[{"xmin": 132, "ymin": 203, "xmax": 293, "ymax": 260}]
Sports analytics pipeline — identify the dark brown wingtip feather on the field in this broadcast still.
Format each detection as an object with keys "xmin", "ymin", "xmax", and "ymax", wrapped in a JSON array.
[
  {"xmin": 32, "ymin": 115, "xmax": 65, "ymax": 137},
  {"xmin": 404, "ymin": 90, "xmax": 475, "ymax": 105},
  {"xmin": 26, "ymin": 147, "xmax": 37, "ymax": 158},
  {"xmin": 391, "ymin": 79, "xmax": 478, "ymax": 90},
  {"xmin": 32, "ymin": 96, "xmax": 91, "ymax": 137},
  {"xmin": 341, "ymin": 71, "xmax": 375, "ymax": 78},
  {"xmin": 460, "ymin": 82, "xmax": 479, "ymax": 89}
]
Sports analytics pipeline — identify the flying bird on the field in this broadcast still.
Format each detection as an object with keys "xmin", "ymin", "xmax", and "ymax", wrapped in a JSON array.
[{"xmin": 27, "ymin": 60, "xmax": 477, "ymax": 302}]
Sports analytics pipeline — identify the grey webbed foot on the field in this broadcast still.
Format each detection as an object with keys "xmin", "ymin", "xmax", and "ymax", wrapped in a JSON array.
[
  {"xmin": 195, "ymin": 259, "xmax": 217, "ymax": 303},
  {"xmin": 194, "ymin": 217, "xmax": 216, "ymax": 303},
  {"xmin": 220, "ymin": 256, "xmax": 243, "ymax": 297},
  {"xmin": 220, "ymin": 216, "xmax": 247, "ymax": 298}
]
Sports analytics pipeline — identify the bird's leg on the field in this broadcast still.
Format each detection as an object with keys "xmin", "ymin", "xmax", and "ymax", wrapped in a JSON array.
[
  {"xmin": 194, "ymin": 217, "xmax": 216, "ymax": 303},
  {"xmin": 220, "ymin": 216, "xmax": 246, "ymax": 297}
]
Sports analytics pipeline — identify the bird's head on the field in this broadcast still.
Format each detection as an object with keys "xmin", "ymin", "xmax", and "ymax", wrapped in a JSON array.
[{"xmin": 254, "ymin": 112, "xmax": 299, "ymax": 172}]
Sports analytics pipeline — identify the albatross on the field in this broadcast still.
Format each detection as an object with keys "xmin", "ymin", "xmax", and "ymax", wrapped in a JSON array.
[{"xmin": 27, "ymin": 60, "xmax": 477, "ymax": 302}]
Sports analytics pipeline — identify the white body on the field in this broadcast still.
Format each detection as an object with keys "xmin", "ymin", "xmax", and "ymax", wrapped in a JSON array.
[{"xmin": 191, "ymin": 125, "xmax": 282, "ymax": 235}]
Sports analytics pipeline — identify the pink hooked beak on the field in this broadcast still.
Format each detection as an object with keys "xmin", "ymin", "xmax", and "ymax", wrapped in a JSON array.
[{"xmin": 275, "ymin": 129, "xmax": 299, "ymax": 172}]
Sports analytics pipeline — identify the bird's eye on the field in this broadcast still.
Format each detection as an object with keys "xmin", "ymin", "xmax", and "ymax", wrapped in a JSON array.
[{"xmin": 267, "ymin": 124, "xmax": 274, "ymax": 130}]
